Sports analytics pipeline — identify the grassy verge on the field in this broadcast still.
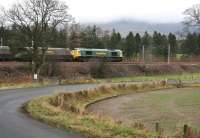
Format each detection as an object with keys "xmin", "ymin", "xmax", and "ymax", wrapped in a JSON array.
[
  {"xmin": 1, "ymin": 73, "xmax": 200, "ymax": 91},
  {"xmin": 60, "ymin": 78, "xmax": 96, "ymax": 85},
  {"xmin": 0, "ymin": 78, "xmax": 96, "ymax": 91},
  {"xmin": 97, "ymin": 73, "xmax": 200, "ymax": 83},
  {"xmin": 24, "ymin": 81, "xmax": 177, "ymax": 138},
  {"xmin": 0, "ymin": 82, "xmax": 48, "ymax": 90}
]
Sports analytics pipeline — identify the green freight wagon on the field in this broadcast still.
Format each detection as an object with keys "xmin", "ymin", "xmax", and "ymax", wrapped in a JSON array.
[{"xmin": 0, "ymin": 46, "xmax": 12, "ymax": 61}]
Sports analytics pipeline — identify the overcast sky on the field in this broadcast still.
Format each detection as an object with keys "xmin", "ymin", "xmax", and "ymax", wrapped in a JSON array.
[{"xmin": 1, "ymin": 0, "xmax": 200, "ymax": 23}]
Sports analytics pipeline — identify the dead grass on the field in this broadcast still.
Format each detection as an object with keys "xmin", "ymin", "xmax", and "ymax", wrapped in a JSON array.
[{"xmin": 60, "ymin": 78, "xmax": 96, "ymax": 85}]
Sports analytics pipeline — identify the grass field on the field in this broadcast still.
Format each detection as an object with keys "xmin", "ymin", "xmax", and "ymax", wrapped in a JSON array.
[
  {"xmin": 88, "ymin": 87, "xmax": 200, "ymax": 136},
  {"xmin": 97, "ymin": 73, "xmax": 200, "ymax": 83}
]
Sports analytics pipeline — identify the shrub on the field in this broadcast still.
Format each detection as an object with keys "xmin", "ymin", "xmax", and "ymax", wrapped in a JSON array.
[{"xmin": 89, "ymin": 60, "xmax": 106, "ymax": 78}]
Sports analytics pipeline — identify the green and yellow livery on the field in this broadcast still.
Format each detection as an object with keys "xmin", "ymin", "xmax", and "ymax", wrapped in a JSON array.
[{"xmin": 71, "ymin": 48, "xmax": 123, "ymax": 62}]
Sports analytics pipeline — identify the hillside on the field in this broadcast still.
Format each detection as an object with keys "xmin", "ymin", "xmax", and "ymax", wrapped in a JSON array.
[{"xmin": 86, "ymin": 20, "xmax": 184, "ymax": 36}]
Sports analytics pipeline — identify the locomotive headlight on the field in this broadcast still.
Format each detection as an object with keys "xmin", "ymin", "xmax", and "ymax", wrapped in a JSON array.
[
  {"xmin": 119, "ymin": 51, "xmax": 123, "ymax": 57},
  {"xmin": 76, "ymin": 50, "xmax": 81, "ymax": 57}
]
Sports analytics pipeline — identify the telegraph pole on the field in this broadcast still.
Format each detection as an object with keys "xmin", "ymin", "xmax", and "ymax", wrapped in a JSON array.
[
  {"xmin": 31, "ymin": 39, "xmax": 34, "ymax": 48},
  {"xmin": 31, "ymin": 39, "xmax": 38, "ymax": 80},
  {"xmin": 142, "ymin": 45, "xmax": 145, "ymax": 64},
  {"xmin": 31, "ymin": 39, "xmax": 34, "ymax": 69},
  {"xmin": 0, "ymin": 37, "xmax": 3, "ymax": 47},
  {"xmin": 168, "ymin": 44, "xmax": 171, "ymax": 64}
]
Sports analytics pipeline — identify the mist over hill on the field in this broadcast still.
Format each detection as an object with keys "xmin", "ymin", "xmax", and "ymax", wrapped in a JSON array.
[{"xmin": 85, "ymin": 20, "xmax": 184, "ymax": 36}]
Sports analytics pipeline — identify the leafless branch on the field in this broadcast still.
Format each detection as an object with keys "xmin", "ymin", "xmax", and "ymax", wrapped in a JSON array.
[{"xmin": 183, "ymin": 4, "xmax": 200, "ymax": 31}]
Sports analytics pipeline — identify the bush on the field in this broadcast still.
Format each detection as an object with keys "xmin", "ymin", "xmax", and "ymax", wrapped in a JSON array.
[{"xmin": 89, "ymin": 60, "xmax": 106, "ymax": 78}]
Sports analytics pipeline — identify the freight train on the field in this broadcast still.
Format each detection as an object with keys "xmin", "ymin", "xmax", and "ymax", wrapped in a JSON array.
[{"xmin": 0, "ymin": 46, "xmax": 123, "ymax": 62}]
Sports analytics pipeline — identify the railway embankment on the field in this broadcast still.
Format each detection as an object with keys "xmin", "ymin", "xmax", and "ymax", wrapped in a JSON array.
[
  {"xmin": 1, "ymin": 62, "xmax": 200, "ymax": 89},
  {"xmin": 1, "ymin": 62, "xmax": 200, "ymax": 79}
]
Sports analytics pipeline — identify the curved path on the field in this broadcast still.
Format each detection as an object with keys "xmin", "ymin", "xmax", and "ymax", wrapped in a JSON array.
[{"xmin": 0, "ymin": 84, "xmax": 99, "ymax": 138}]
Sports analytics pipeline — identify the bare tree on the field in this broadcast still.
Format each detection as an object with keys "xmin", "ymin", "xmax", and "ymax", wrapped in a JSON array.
[
  {"xmin": 0, "ymin": 7, "xmax": 6, "ymax": 27},
  {"xmin": 5, "ymin": 0, "xmax": 72, "ymax": 77},
  {"xmin": 183, "ymin": 4, "xmax": 200, "ymax": 32},
  {"xmin": 0, "ymin": 7, "xmax": 6, "ymax": 46}
]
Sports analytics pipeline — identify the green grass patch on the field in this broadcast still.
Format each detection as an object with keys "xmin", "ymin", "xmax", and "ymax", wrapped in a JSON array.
[
  {"xmin": 0, "ymin": 82, "xmax": 45, "ymax": 90},
  {"xmin": 0, "ymin": 78, "xmax": 96, "ymax": 91},
  {"xmin": 121, "ymin": 87, "xmax": 200, "ymax": 135},
  {"xmin": 97, "ymin": 73, "xmax": 200, "ymax": 83}
]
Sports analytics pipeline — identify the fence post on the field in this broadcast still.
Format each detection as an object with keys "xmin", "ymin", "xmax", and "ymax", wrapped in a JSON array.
[
  {"xmin": 183, "ymin": 124, "xmax": 188, "ymax": 138},
  {"xmin": 0, "ymin": 37, "xmax": 3, "ymax": 46},
  {"xmin": 156, "ymin": 122, "xmax": 159, "ymax": 133}
]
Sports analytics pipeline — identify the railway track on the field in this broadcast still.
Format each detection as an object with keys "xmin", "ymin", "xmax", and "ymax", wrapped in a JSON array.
[
  {"xmin": 107, "ymin": 62, "xmax": 200, "ymax": 65},
  {"xmin": 0, "ymin": 61, "xmax": 200, "ymax": 66}
]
